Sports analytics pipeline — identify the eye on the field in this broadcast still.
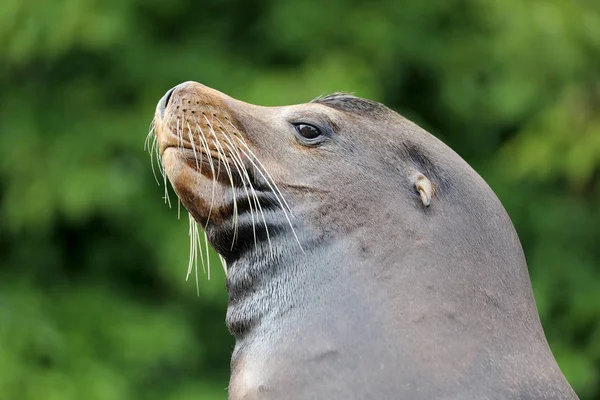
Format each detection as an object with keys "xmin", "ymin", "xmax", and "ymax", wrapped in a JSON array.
[{"xmin": 294, "ymin": 123, "xmax": 322, "ymax": 140}]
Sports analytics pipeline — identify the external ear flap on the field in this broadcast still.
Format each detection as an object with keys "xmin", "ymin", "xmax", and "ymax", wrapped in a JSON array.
[{"xmin": 415, "ymin": 174, "xmax": 434, "ymax": 207}]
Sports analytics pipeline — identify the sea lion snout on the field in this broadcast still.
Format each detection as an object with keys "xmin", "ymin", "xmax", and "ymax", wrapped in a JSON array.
[
  {"xmin": 157, "ymin": 81, "xmax": 203, "ymax": 117},
  {"xmin": 151, "ymin": 81, "xmax": 294, "ymax": 257},
  {"xmin": 154, "ymin": 81, "xmax": 247, "ymax": 157}
]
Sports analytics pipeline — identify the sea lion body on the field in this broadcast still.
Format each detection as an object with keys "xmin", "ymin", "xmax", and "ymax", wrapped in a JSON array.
[{"xmin": 152, "ymin": 82, "xmax": 578, "ymax": 399}]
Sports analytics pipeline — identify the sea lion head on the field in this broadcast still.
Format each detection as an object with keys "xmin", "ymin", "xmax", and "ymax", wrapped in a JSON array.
[{"xmin": 151, "ymin": 81, "xmax": 457, "ymax": 264}]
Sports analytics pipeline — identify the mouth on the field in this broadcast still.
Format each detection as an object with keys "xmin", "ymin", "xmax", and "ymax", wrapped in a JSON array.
[
  {"xmin": 163, "ymin": 145, "xmax": 267, "ymax": 193},
  {"xmin": 164, "ymin": 145, "xmax": 247, "ymax": 185},
  {"xmin": 161, "ymin": 143, "xmax": 280, "ymax": 219},
  {"xmin": 162, "ymin": 144, "xmax": 284, "ymax": 259}
]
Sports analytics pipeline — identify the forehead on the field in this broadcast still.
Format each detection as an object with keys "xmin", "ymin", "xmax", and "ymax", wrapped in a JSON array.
[{"xmin": 311, "ymin": 93, "xmax": 390, "ymax": 116}]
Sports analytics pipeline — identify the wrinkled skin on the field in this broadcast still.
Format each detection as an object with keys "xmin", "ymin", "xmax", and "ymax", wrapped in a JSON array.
[{"xmin": 152, "ymin": 82, "xmax": 578, "ymax": 399}]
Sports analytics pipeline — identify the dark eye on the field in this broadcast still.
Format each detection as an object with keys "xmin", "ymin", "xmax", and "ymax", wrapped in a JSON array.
[{"xmin": 294, "ymin": 123, "xmax": 322, "ymax": 140}]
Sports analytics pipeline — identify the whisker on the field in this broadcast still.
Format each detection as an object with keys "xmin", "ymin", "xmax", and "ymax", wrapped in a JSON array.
[
  {"xmin": 148, "ymin": 135, "xmax": 161, "ymax": 186},
  {"xmin": 221, "ymin": 138, "xmax": 259, "ymax": 248},
  {"xmin": 147, "ymin": 114, "xmax": 213, "ymax": 289},
  {"xmin": 184, "ymin": 121, "xmax": 209, "ymax": 281},
  {"xmin": 204, "ymin": 230, "xmax": 211, "ymax": 280},
  {"xmin": 226, "ymin": 121, "xmax": 295, "ymax": 215},
  {"xmin": 146, "ymin": 116, "xmax": 170, "ymax": 206},
  {"xmin": 229, "ymin": 132, "xmax": 303, "ymax": 252},
  {"xmin": 154, "ymin": 117, "xmax": 167, "ymax": 179},
  {"xmin": 177, "ymin": 117, "xmax": 184, "ymax": 150},
  {"xmin": 218, "ymin": 254, "xmax": 228, "ymax": 274},
  {"xmin": 187, "ymin": 214, "xmax": 200, "ymax": 296},
  {"xmin": 162, "ymin": 157, "xmax": 172, "ymax": 208},
  {"xmin": 217, "ymin": 147, "xmax": 273, "ymax": 253},
  {"xmin": 195, "ymin": 219, "xmax": 206, "ymax": 273},
  {"xmin": 194, "ymin": 120, "xmax": 218, "ymax": 229},
  {"xmin": 185, "ymin": 122, "xmax": 202, "ymax": 171},
  {"xmin": 186, "ymin": 216, "xmax": 208, "ymax": 294},
  {"xmin": 238, "ymin": 138, "xmax": 295, "ymax": 216},
  {"xmin": 195, "ymin": 217, "xmax": 204, "ymax": 290},
  {"xmin": 191, "ymin": 120, "xmax": 221, "ymax": 281},
  {"xmin": 152, "ymin": 136, "xmax": 166, "ymax": 184},
  {"xmin": 201, "ymin": 115, "xmax": 240, "ymax": 249},
  {"xmin": 144, "ymin": 119, "xmax": 164, "ymax": 187},
  {"xmin": 144, "ymin": 119, "xmax": 156, "ymax": 153},
  {"xmin": 215, "ymin": 121, "xmax": 259, "ymax": 248}
]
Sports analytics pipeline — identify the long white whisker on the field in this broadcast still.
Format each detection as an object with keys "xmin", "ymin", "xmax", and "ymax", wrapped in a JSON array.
[
  {"xmin": 177, "ymin": 117, "xmax": 184, "ymax": 150},
  {"xmin": 144, "ymin": 118, "xmax": 164, "ymax": 187},
  {"xmin": 218, "ymin": 254, "xmax": 227, "ymax": 274},
  {"xmin": 241, "ymin": 145, "xmax": 294, "ymax": 215},
  {"xmin": 162, "ymin": 157, "xmax": 172, "ymax": 208},
  {"xmin": 186, "ymin": 214, "xmax": 207, "ymax": 292},
  {"xmin": 212, "ymin": 146, "xmax": 272, "ymax": 253},
  {"xmin": 148, "ymin": 135, "xmax": 161, "ymax": 185},
  {"xmin": 147, "ymin": 113, "xmax": 212, "ymax": 289},
  {"xmin": 226, "ymin": 121, "xmax": 295, "ymax": 216},
  {"xmin": 230, "ymin": 133, "xmax": 303, "ymax": 252},
  {"xmin": 155, "ymin": 130, "xmax": 166, "ymax": 179},
  {"xmin": 221, "ymin": 139, "xmax": 259, "ymax": 248},
  {"xmin": 201, "ymin": 115, "xmax": 240, "ymax": 249},
  {"xmin": 144, "ymin": 119, "xmax": 156, "ymax": 153},
  {"xmin": 184, "ymin": 122, "xmax": 209, "ymax": 280},
  {"xmin": 194, "ymin": 120, "xmax": 218, "ymax": 229},
  {"xmin": 185, "ymin": 122, "xmax": 201, "ymax": 171},
  {"xmin": 187, "ymin": 215, "xmax": 200, "ymax": 295},
  {"xmin": 204, "ymin": 230, "xmax": 211, "ymax": 280},
  {"xmin": 215, "ymin": 121, "xmax": 259, "ymax": 248}
]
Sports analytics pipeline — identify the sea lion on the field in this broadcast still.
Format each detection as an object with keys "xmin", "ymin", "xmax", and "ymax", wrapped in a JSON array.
[{"xmin": 150, "ymin": 81, "xmax": 578, "ymax": 399}]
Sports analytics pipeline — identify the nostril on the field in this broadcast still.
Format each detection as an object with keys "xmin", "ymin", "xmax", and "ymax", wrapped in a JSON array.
[
  {"xmin": 159, "ymin": 86, "xmax": 176, "ymax": 116},
  {"xmin": 164, "ymin": 87, "xmax": 175, "ymax": 106}
]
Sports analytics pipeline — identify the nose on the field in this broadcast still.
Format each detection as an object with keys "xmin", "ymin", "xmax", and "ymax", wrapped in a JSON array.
[{"xmin": 158, "ymin": 86, "xmax": 176, "ymax": 117}]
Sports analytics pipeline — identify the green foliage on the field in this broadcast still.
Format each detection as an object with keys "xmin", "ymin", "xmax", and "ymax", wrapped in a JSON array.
[{"xmin": 1, "ymin": 0, "xmax": 599, "ymax": 398}]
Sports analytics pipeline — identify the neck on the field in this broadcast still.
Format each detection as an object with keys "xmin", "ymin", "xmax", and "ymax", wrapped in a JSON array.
[
  {"xmin": 224, "ymin": 224, "xmax": 320, "ymax": 339},
  {"xmin": 223, "ymin": 207, "xmax": 573, "ymax": 399}
]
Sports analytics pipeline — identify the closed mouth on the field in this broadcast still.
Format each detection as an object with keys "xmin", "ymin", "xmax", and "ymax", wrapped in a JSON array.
[{"xmin": 165, "ymin": 145, "xmax": 246, "ymax": 185}]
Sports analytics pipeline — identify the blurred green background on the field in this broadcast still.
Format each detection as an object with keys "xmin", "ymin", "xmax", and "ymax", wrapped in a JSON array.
[{"xmin": 1, "ymin": 0, "xmax": 599, "ymax": 398}]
